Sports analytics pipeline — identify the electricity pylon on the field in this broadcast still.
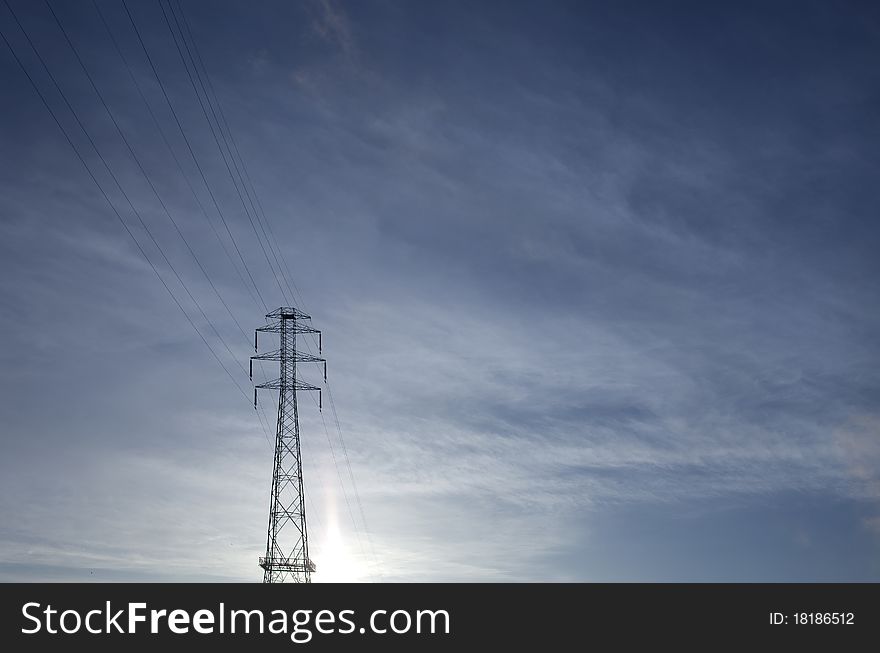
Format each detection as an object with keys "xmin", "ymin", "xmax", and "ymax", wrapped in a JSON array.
[{"xmin": 252, "ymin": 307, "xmax": 326, "ymax": 583}]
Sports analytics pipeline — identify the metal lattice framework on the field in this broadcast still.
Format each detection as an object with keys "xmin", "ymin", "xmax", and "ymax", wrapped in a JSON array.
[{"xmin": 252, "ymin": 307, "xmax": 325, "ymax": 583}]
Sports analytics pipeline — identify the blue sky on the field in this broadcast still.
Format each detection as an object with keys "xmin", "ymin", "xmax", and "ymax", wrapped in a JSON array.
[{"xmin": 1, "ymin": 0, "xmax": 879, "ymax": 581}]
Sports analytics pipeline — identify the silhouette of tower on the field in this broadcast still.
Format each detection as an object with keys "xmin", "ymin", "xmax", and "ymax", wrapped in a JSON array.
[{"xmin": 252, "ymin": 307, "xmax": 325, "ymax": 583}]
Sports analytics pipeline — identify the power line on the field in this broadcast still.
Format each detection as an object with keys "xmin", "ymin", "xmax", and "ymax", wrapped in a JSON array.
[
  {"xmin": 156, "ymin": 0, "xmax": 289, "ymax": 304},
  {"xmin": 166, "ymin": 0, "xmax": 291, "ymax": 307},
  {"xmin": 120, "ymin": 0, "xmax": 269, "ymax": 313},
  {"xmin": 115, "ymin": 0, "xmax": 297, "ymax": 413},
  {"xmin": 110, "ymin": 0, "xmax": 312, "ymax": 523},
  {"xmin": 111, "ymin": 0, "xmax": 288, "ymax": 421},
  {"xmin": 175, "ymin": 0, "xmax": 309, "ymax": 312},
  {"xmin": 170, "ymin": 0, "xmax": 329, "ymax": 434},
  {"xmin": 92, "ymin": 0, "xmax": 263, "ymax": 324},
  {"xmin": 0, "ymin": 1, "xmax": 249, "ymax": 405},
  {"xmin": 91, "ymin": 0, "xmax": 264, "ymax": 353},
  {"xmin": 45, "ymin": 0, "xmax": 250, "ymax": 381},
  {"xmin": 173, "ymin": 0, "xmax": 299, "ymax": 307}
]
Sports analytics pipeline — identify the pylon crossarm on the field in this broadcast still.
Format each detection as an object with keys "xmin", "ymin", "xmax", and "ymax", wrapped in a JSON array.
[
  {"xmin": 251, "ymin": 349, "xmax": 325, "ymax": 364},
  {"xmin": 256, "ymin": 321, "xmax": 320, "ymax": 335},
  {"xmin": 256, "ymin": 380, "xmax": 321, "ymax": 392}
]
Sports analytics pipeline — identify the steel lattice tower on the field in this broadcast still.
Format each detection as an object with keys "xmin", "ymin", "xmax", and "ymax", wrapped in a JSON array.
[{"xmin": 252, "ymin": 307, "xmax": 326, "ymax": 583}]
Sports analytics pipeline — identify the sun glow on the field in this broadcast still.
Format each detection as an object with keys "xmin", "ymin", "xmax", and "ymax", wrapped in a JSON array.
[{"xmin": 313, "ymin": 512, "xmax": 368, "ymax": 583}]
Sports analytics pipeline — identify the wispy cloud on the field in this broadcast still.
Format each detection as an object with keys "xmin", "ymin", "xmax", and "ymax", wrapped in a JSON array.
[{"xmin": 308, "ymin": 0, "xmax": 357, "ymax": 60}]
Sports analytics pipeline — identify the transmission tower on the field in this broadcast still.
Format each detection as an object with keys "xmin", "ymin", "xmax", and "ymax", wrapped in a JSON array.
[{"xmin": 252, "ymin": 307, "xmax": 326, "ymax": 583}]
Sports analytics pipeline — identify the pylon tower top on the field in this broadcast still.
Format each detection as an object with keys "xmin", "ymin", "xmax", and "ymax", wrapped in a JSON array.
[{"xmin": 265, "ymin": 306, "xmax": 311, "ymax": 320}]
